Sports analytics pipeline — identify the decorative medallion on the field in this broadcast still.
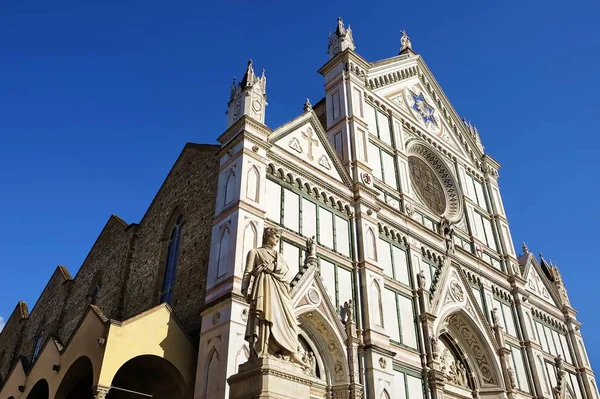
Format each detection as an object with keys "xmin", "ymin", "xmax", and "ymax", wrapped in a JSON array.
[
  {"xmin": 307, "ymin": 288, "xmax": 321, "ymax": 305},
  {"xmin": 212, "ymin": 311, "xmax": 221, "ymax": 326},
  {"xmin": 289, "ymin": 138, "xmax": 303, "ymax": 154},
  {"xmin": 360, "ymin": 172, "xmax": 372, "ymax": 185},
  {"xmin": 450, "ymin": 280, "xmax": 464, "ymax": 302},
  {"xmin": 409, "ymin": 156, "xmax": 446, "ymax": 215},
  {"xmin": 241, "ymin": 308, "xmax": 249, "ymax": 322},
  {"xmin": 379, "ymin": 357, "xmax": 387, "ymax": 369},
  {"xmin": 405, "ymin": 202, "xmax": 414, "ymax": 215},
  {"xmin": 407, "ymin": 142, "xmax": 462, "ymax": 221},
  {"xmin": 406, "ymin": 88, "xmax": 441, "ymax": 134},
  {"xmin": 390, "ymin": 94, "xmax": 408, "ymax": 111},
  {"xmin": 318, "ymin": 155, "xmax": 332, "ymax": 170}
]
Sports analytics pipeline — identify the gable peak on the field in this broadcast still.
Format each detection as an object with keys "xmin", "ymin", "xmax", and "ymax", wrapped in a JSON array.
[
  {"xmin": 328, "ymin": 17, "xmax": 355, "ymax": 58},
  {"xmin": 226, "ymin": 59, "xmax": 267, "ymax": 128}
]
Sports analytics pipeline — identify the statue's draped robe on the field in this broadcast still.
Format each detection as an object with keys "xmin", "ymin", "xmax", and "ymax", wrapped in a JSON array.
[{"xmin": 242, "ymin": 247, "xmax": 299, "ymax": 356}]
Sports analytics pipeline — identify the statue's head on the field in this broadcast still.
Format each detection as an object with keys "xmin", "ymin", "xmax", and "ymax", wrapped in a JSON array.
[{"xmin": 262, "ymin": 227, "xmax": 282, "ymax": 247}]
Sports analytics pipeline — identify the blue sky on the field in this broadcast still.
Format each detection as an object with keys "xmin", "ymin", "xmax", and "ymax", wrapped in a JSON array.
[{"xmin": 1, "ymin": 0, "xmax": 599, "ymax": 369}]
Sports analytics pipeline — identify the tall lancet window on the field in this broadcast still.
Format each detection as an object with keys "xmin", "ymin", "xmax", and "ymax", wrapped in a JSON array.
[
  {"xmin": 161, "ymin": 215, "xmax": 183, "ymax": 304},
  {"xmin": 32, "ymin": 321, "xmax": 45, "ymax": 363}
]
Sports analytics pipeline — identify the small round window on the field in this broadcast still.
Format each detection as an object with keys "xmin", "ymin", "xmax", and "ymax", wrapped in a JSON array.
[{"xmin": 408, "ymin": 155, "xmax": 446, "ymax": 215}]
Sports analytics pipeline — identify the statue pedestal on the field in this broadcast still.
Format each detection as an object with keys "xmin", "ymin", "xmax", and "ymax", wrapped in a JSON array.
[{"xmin": 228, "ymin": 356, "xmax": 316, "ymax": 399}]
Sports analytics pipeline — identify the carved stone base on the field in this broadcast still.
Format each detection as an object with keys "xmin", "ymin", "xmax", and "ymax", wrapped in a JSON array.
[{"xmin": 228, "ymin": 356, "xmax": 317, "ymax": 399}]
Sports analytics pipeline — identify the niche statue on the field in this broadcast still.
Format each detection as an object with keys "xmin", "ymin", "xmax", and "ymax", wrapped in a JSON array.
[{"xmin": 241, "ymin": 227, "xmax": 307, "ymax": 366}]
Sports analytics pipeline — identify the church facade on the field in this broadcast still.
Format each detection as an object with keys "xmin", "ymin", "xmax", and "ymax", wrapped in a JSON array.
[{"xmin": 0, "ymin": 18, "xmax": 597, "ymax": 399}]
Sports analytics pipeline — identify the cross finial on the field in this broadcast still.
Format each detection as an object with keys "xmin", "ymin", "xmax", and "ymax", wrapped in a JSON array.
[
  {"xmin": 303, "ymin": 98, "xmax": 312, "ymax": 113},
  {"xmin": 522, "ymin": 242, "xmax": 529, "ymax": 254}
]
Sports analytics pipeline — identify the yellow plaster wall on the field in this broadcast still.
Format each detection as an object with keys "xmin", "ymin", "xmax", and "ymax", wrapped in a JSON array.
[
  {"xmin": 0, "ymin": 309, "xmax": 108, "ymax": 399},
  {"xmin": 20, "ymin": 340, "xmax": 61, "ymax": 398},
  {"xmin": 0, "ymin": 360, "xmax": 26, "ymax": 399},
  {"xmin": 52, "ymin": 309, "xmax": 108, "ymax": 392},
  {"xmin": 98, "ymin": 304, "xmax": 196, "ymax": 391}
]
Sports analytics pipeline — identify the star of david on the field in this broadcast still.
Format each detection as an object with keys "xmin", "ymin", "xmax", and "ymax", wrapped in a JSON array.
[{"xmin": 410, "ymin": 91, "xmax": 438, "ymax": 128}]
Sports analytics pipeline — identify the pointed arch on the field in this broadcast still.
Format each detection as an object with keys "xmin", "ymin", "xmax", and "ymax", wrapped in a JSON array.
[
  {"xmin": 234, "ymin": 345, "xmax": 250, "ymax": 372},
  {"xmin": 380, "ymin": 389, "xmax": 391, "ymax": 399},
  {"xmin": 88, "ymin": 271, "xmax": 102, "ymax": 305},
  {"xmin": 366, "ymin": 228, "xmax": 377, "ymax": 261},
  {"xmin": 31, "ymin": 318, "xmax": 46, "ymax": 363},
  {"xmin": 435, "ymin": 309, "xmax": 504, "ymax": 390},
  {"xmin": 538, "ymin": 355, "xmax": 550, "ymax": 393},
  {"xmin": 371, "ymin": 279, "xmax": 383, "ymax": 327},
  {"xmin": 224, "ymin": 169, "xmax": 236, "ymax": 206},
  {"xmin": 245, "ymin": 165, "xmax": 260, "ymax": 202},
  {"xmin": 216, "ymin": 225, "xmax": 231, "ymax": 278},
  {"xmin": 526, "ymin": 312, "xmax": 536, "ymax": 341},
  {"xmin": 241, "ymin": 222, "xmax": 258, "ymax": 275},
  {"xmin": 296, "ymin": 309, "xmax": 349, "ymax": 387},
  {"xmin": 160, "ymin": 213, "xmax": 183, "ymax": 304},
  {"xmin": 203, "ymin": 348, "xmax": 222, "ymax": 399}
]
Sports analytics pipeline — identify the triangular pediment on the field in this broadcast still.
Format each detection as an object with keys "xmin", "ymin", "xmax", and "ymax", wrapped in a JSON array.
[
  {"xmin": 291, "ymin": 259, "xmax": 347, "ymax": 342},
  {"xmin": 522, "ymin": 254, "xmax": 560, "ymax": 307},
  {"xmin": 430, "ymin": 260, "xmax": 499, "ymax": 353},
  {"xmin": 366, "ymin": 55, "xmax": 484, "ymax": 163},
  {"xmin": 269, "ymin": 111, "xmax": 353, "ymax": 189}
]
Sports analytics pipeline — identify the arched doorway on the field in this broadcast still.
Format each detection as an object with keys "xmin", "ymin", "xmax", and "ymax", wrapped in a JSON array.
[
  {"xmin": 25, "ymin": 379, "xmax": 49, "ymax": 399},
  {"xmin": 434, "ymin": 310, "xmax": 505, "ymax": 399},
  {"xmin": 108, "ymin": 355, "xmax": 187, "ymax": 399},
  {"xmin": 55, "ymin": 356, "xmax": 94, "ymax": 399}
]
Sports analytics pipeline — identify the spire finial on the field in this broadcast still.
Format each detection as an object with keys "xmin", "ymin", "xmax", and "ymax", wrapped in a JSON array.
[
  {"xmin": 400, "ymin": 29, "xmax": 412, "ymax": 52},
  {"xmin": 522, "ymin": 242, "xmax": 529, "ymax": 254},
  {"xmin": 328, "ymin": 17, "xmax": 355, "ymax": 58},
  {"xmin": 303, "ymin": 98, "xmax": 312, "ymax": 113}
]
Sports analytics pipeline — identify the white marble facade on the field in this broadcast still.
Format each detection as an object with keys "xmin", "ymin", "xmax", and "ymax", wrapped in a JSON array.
[{"xmin": 194, "ymin": 19, "xmax": 598, "ymax": 399}]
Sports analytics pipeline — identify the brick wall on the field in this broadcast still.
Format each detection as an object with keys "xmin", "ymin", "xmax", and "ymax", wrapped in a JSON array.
[
  {"xmin": 0, "ymin": 142, "xmax": 220, "ymax": 384},
  {"xmin": 123, "ymin": 143, "xmax": 220, "ymax": 332},
  {"xmin": 57, "ymin": 215, "xmax": 136, "ymax": 344}
]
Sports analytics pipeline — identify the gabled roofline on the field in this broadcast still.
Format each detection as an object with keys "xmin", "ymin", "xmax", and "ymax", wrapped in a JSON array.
[{"xmin": 267, "ymin": 110, "xmax": 354, "ymax": 191}]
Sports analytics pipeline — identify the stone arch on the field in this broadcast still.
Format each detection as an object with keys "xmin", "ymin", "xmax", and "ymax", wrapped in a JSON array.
[
  {"xmin": 25, "ymin": 379, "xmax": 49, "ymax": 399},
  {"xmin": 435, "ymin": 309, "xmax": 504, "ymax": 391},
  {"xmin": 297, "ymin": 309, "xmax": 349, "ymax": 388},
  {"xmin": 240, "ymin": 222, "xmax": 258, "ymax": 275},
  {"xmin": 55, "ymin": 356, "xmax": 94, "ymax": 399},
  {"xmin": 245, "ymin": 165, "xmax": 260, "ymax": 202},
  {"xmin": 109, "ymin": 355, "xmax": 187, "ymax": 399},
  {"xmin": 371, "ymin": 280, "xmax": 383, "ymax": 327},
  {"xmin": 223, "ymin": 168, "xmax": 236, "ymax": 206},
  {"xmin": 203, "ymin": 348, "xmax": 222, "ymax": 399},
  {"xmin": 538, "ymin": 355, "xmax": 550, "ymax": 393},
  {"xmin": 234, "ymin": 345, "xmax": 249, "ymax": 373},
  {"xmin": 156, "ymin": 208, "xmax": 184, "ymax": 304},
  {"xmin": 216, "ymin": 224, "xmax": 231, "ymax": 279},
  {"xmin": 366, "ymin": 228, "xmax": 377, "ymax": 261}
]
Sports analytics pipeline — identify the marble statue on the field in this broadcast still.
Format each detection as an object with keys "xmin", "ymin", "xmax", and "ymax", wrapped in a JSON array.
[
  {"xmin": 306, "ymin": 235, "xmax": 317, "ymax": 258},
  {"xmin": 417, "ymin": 269, "xmax": 426, "ymax": 290},
  {"xmin": 241, "ymin": 227, "xmax": 306, "ymax": 365},
  {"xmin": 440, "ymin": 217, "xmax": 454, "ymax": 255},
  {"xmin": 491, "ymin": 308, "xmax": 500, "ymax": 328},
  {"xmin": 344, "ymin": 299, "xmax": 354, "ymax": 323},
  {"xmin": 400, "ymin": 30, "xmax": 412, "ymax": 51}
]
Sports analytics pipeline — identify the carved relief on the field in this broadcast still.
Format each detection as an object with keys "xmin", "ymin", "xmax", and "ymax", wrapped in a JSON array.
[
  {"xmin": 450, "ymin": 281, "xmax": 464, "ymax": 302},
  {"xmin": 446, "ymin": 314, "xmax": 496, "ymax": 385}
]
